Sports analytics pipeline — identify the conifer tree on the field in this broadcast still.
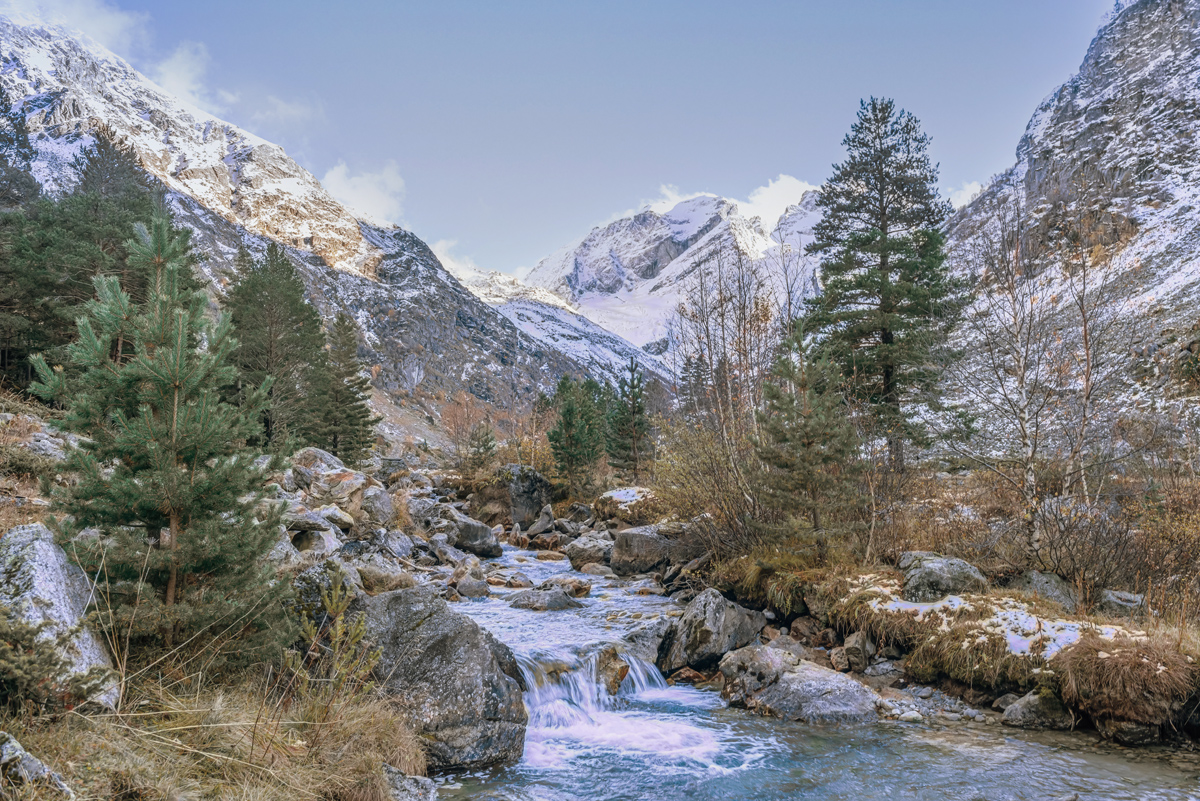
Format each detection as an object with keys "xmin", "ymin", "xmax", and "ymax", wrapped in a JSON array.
[
  {"xmin": 29, "ymin": 215, "xmax": 290, "ymax": 657},
  {"xmin": 225, "ymin": 243, "xmax": 325, "ymax": 449},
  {"xmin": 0, "ymin": 82, "xmax": 38, "ymax": 209},
  {"xmin": 805, "ymin": 97, "xmax": 961, "ymax": 472},
  {"xmin": 306, "ymin": 312, "xmax": 380, "ymax": 466},
  {"xmin": 465, "ymin": 421, "xmax": 498, "ymax": 477},
  {"xmin": 607, "ymin": 357, "xmax": 650, "ymax": 483},
  {"xmin": 548, "ymin": 376, "xmax": 602, "ymax": 495},
  {"xmin": 756, "ymin": 329, "xmax": 860, "ymax": 539}
]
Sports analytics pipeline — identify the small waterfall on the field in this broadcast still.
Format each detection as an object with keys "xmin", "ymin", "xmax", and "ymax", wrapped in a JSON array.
[{"xmin": 517, "ymin": 649, "xmax": 667, "ymax": 730}]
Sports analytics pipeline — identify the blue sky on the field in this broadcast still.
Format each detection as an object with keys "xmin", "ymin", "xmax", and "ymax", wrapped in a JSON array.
[{"xmin": 13, "ymin": 0, "xmax": 1115, "ymax": 275}]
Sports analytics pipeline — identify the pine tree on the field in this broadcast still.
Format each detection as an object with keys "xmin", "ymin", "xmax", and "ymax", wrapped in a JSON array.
[
  {"xmin": 805, "ymin": 97, "xmax": 962, "ymax": 472},
  {"xmin": 225, "ymin": 243, "xmax": 325, "ymax": 449},
  {"xmin": 29, "ymin": 215, "xmax": 290, "ymax": 658},
  {"xmin": 306, "ymin": 312, "xmax": 380, "ymax": 466},
  {"xmin": 0, "ymin": 81, "xmax": 38, "ymax": 209},
  {"xmin": 465, "ymin": 422, "xmax": 498, "ymax": 477},
  {"xmin": 756, "ymin": 329, "xmax": 860, "ymax": 541},
  {"xmin": 607, "ymin": 357, "xmax": 650, "ymax": 483},
  {"xmin": 548, "ymin": 376, "xmax": 602, "ymax": 496}
]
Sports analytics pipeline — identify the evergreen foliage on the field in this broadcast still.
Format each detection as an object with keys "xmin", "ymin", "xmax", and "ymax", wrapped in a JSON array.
[
  {"xmin": 306, "ymin": 312, "xmax": 380, "ymax": 466},
  {"xmin": 607, "ymin": 357, "xmax": 650, "ymax": 483},
  {"xmin": 0, "ymin": 81, "xmax": 38, "ymax": 209},
  {"xmin": 225, "ymin": 243, "xmax": 326, "ymax": 450},
  {"xmin": 465, "ymin": 421, "xmax": 498, "ymax": 477},
  {"xmin": 805, "ymin": 97, "xmax": 962, "ymax": 471},
  {"xmin": 548, "ymin": 375, "xmax": 604, "ymax": 495},
  {"xmin": 0, "ymin": 605, "xmax": 114, "ymax": 712},
  {"xmin": 29, "ymin": 214, "xmax": 291, "ymax": 658},
  {"xmin": 756, "ymin": 329, "xmax": 860, "ymax": 541}
]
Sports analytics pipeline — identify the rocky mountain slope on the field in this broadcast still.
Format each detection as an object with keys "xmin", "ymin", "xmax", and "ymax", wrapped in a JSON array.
[
  {"xmin": 527, "ymin": 193, "xmax": 822, "ymax": 348},
  {"xmin": 0, "ymin": 15, "xmax": 655, "ymax": 443}
]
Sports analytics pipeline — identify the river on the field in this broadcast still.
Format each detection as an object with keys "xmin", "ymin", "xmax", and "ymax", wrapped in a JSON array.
[{"xmin": 440, "ymin": 545, "xmax": 1200, "ymax": 800}]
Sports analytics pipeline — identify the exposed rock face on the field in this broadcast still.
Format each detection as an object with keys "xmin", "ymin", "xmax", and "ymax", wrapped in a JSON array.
[
  {"xmin": 0, "ymin": 524, "xmax": 116, "ymax": 709},
  {"xmin": 610, "ymin": 526, "xmax": 672, "ymax": 575},
  {"xmin": 658, "ymin": 589, "xmax": 766, "ymax": 672},
  {"xmin": 502, "ymin": 465, "xmax": 553, "ymax": 529},
  {"xmin": 362, "ymin": 587, "xmax": 527, "ymax": 770},
  {"xmin": 1095, "ymin": 717, "xmax": 1161, "ymax": 746},
  {"xmin": 898, "ymin": 551, "xmax": 988, "ymax": 602},
  {"xmin": 446, "ymin": 508, "xmax": 503, "ymax": 558},
  {"xmin": 1001, "ymin": 691, "xmax": 1075, "ymax": 731}
]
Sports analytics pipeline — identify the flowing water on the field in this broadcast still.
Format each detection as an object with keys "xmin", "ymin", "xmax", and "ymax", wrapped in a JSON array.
[{"xmin": 444, "ymin": 545, "xmax": 1200, "ymax": 800}]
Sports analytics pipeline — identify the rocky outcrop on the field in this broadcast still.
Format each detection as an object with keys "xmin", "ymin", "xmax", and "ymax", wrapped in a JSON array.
[
  {"xmin": 0, "ymin": 524, "xmax": 117, "ymax": 709},
  {"xmin": 503, "ymin": 465, "xmax": 553, "ymax": 529},
  {"xmin": 610, "ymin": 526, "xmax": 671, "ymax": 575},
  {"xmin": 362, "ymin": 587, "xmax": 527, "ymax": 770},
  {"xmin": 658, "ymin": 589, "xmax": 765, "ymax": 672},
  {"xmin": 898, "ymin": 551, "xmax": 988, "ymax": 602}
]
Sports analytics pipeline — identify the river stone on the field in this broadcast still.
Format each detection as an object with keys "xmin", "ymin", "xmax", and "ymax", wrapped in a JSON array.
[
  {"xmin": 537, "ymin": 575, "xmax": 592, "ymax": 598},
  {"xmin": 564, "ymin": 535, "xmax": 613, "ymax": 569},
  {"xmin": 719, "ymin": 644, "xmax": 802, "ymax": 707},
  {"xmin": 448, "ymin": 508, "xmax": 503, "ymax": 558},
  {"xmin": 843, "ymin": 631, "xmax": 875, "ymax": 673},
  {"xmin": 1095, "ymin": 717, "xmax": 1160, "ymax": 746},
  {"xmin": 503, "ymin": 465, "xmax": 552, "ymax": 529},
  {"xmin": 581, "ymin": 563, "xmax": 616, "ymax": 577},
  {"xmin": 659, "ymin": 588, "xmax": 766, "ymax": 672},
  {"xmin": 1001, "ymin": 691, "xmax": 1074, "ymax": 730},
  {"xmin": 1011, "ymin": 570, "xmax": 1079, "ymax": 613},
  {"xmin": 595, "ymin": 645, "xmax": 630, "ymax": 695},
  {"xmin": 898, "ymin": 551, "xmax": 988, "ymax": 602},
  {"xmin": 361, "ymin": 486, "xmax": 395, "ymax": 526},
  {"xmin": 508, "ymin": 588, "xmax": 583, "ymax": 611},
  {"xmin": 611, "ymin": 526, "xmax": 672, "ymax": 576},
  {"xmin": 0, "ymin": 730, "xmax": 74, "ymax": 798},
  {"xmin": 992, "ymin": 692, "xmax": 1021, "ymax": 711},
  {"xmin": 362, "ymin": 587, "xmax": 527, "ymax": 770},
  {"xmin": 456, "ymin": 577, "xmax": 491, "ymax": 598},
  {"xmin": 623, "ymin": 616, "xmax": 675, "ymax": 665},
  {"xmin": 0, "ymin": 523, "xmax": 117, "ymax": 709},
  {"xmin": 383, "ymin": 765, "xmax": 437, "ymax": 801},
  {"xmin": 526, "ymin": 505, "xmax": 555, "ymax": 537},
  {"xmin": 749, "ymin": 660, "xmax": 882, "ymax": 723},
  {"xmin": 506, "ymin": 572, "xmax": 533, "ymax": 588}
]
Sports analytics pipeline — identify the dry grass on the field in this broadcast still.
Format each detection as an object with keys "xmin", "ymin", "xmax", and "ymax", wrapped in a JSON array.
[
  {"xmin": 356, "ymin": 565, "xmax": 416, "ymax": 595},
  {"xmin": 0, "ymin": 668, "xmax": 425, "ymax": 801}
]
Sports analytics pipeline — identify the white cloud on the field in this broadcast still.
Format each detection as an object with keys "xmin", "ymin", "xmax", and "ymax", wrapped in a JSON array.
[
  {"xmin": 321, "ymin": 160, "xmax": 406, "ymax": 225},
  {"xmin": 149, "ymin": 41, "xmax": 230, "ymax": 114},
  {"xmin": 252, "ymin": 95, "xmax": 320, "ymax": 127},
  {"xmin": 737, "ymin": 174, "xmax": 818, "ymax": 232},
  {"xmin": 431, "ymin": 238, "xmax": 482, "ymax": 281},
  {"xmin": 644, "ymin": 184, "xmax": 713, "ymax": 215},
  {"xmin": 0, "ymin": 0, "xmax": 148, "ymax": 54},
  {"xmin": 949, "ymin": 180, "xmax": 983, "ymax": 209}
]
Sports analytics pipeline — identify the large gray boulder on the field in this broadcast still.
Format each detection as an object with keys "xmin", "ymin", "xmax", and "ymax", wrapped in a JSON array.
[
  {"xmin": 503, "ymin": 465, "xmax": 552, "ymax": 530},
  {"xmin": 564, "ymin": 535, "xmax": 613, "ymax": 570},
  {"xmin": 611, "ymin": 525, "xmax": 672, "ymax": 576},
  {"xmin": 526, "ymin": 504, "xmax": 555, "ymax": 538},
  {"xmin": 447, "ymin": 509, "xmax": 503, "ymax": 558},
  {"xmin": 360, "ymin": 486, "xmax": 395, "ymax": 526},
  {"xmin": 658, "ymin": 588, "xmax": 766, "ymax": 672},
  {"xmin": 898, "ymin": 551, "xmax": 988, "ymax": 602},
  {"xmin": 362, "ymin": 587, "xmax": 527, "ymax": 770},
  {"xmin": 622, "ymin": 616, "xmax": 674, "ymax": 665},
  {"xmin": 0, "ymin": 524, "xmax": 117, "ymax": 709},
  {"xmin": 721, "ymin": 650, "xmax": 881, "ymax": 723},
  {"xmin": 1001, "ymin": 691, "xmax": 1075, "ymax": 730},
  {"xmin": 1011, "ymin": 570, "xmax": 1079, "ymax": 613}
]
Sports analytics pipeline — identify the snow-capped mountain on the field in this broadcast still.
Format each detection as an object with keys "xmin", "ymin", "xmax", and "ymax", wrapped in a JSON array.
[
  {"xmin": 526, "ymin": 192, "xmax": 823, "ymax": 347},
  {"xmin": 0, "ymin": 14, "xmax": 659, "ymax": 435}
]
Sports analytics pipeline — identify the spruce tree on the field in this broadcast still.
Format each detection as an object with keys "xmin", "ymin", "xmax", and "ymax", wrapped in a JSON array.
[
  {"xmin": 0, "ymin": 81, "xmax": 38, "ymax": 209},
  {"xmin": 29, "ymin": 215, "xmax": 290, "ymax": 658},
  {"xmin": 225, "ymin": 243, "xmax": 325, "ymax": 449},
  {"xmin": 805, "ymin": 97, "xmax": 961, "ymax": 472},
  {"xmin": 607, "ymin": 357, "xmax": 650, "ymax": 483},
  {"xmin": 756, "ymin": 329, "xmax": 860, "ymax": 540},
  {"xmin": 306, "ymin": 312, "xmax": 380, "ymax": 466},
  {"xmin": 548, "ymin": 376, "xmax": 602, "ymax": 496},
  {"xmin": 465, "ymin": 422, "xmax": 498, "ymax": 477}
]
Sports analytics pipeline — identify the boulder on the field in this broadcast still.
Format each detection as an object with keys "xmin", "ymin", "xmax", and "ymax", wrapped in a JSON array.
[
  {"xmin": 564, "ymin": 535, "xmax": 613, "ymax": 570},
  {"xmin": 283, "ymin": 506, "xmax": 333, "ymax": 532},
  {"xmin": 429, "ymin": 534, "xmax": 468, "ymax": 566},
  {"xmin": 623, "ymin": 616, "xmax": 675, "ymax": 664},
  {"xmin": 594, "ymin": 645, "xmax": 630, "ymax": 695},
  {"xmin": 535, "ymin": 551, "xmax": 567, "ymax": 561},
  {"xmin": 456, "ymin": 577, "xmax": 491, "ymax": 598},
  {"xmin": 318, "ymin": 504, "xmax": 356, "ymax": 531},
  {"xmin": 992, "ymin": 692, "xmax": 1021, "ymax": 711},
  {"xmin": 829, "ymin": 647, "xmax": 850, "ymax": 672},
  {"xmin": 448, "ymin": 509, "xmax": 503, "ymax": 558},
  {"xmin": 0, "ymin": 731, "xmax": 73, "ymax": 798},
  {"xmin": 658, "ymin": 588, "xmax": 766, "ymax": 672},
  {"xmin": 1095, "ymin": 718, "xmax": 1160, "ymax": 746},
  {"xmin": 537, "ymin": 575, "xmax": 592, "ymax": 598},
  {"xmin": 565, "ymin": 502, "xmax": 592, "ymax": 523},
  {"xmin": 1011, "ymin": 570, "xmax": 1079, "ymax": 613},
  {"xmin": 842, "ymin": 631, "xmax": 875, "ymax": 673},
  {"xmin": 508, "ymin": 588, "xmax": 583, "ymax": 611},
  {"xmin": 719, "ymin": 644, "xmax": 802, "ymax": 707},
  {"xmin": 503, "ymin": 465, "xmax": 553, "ymax": 529},
  {"xmin": 898, "ymin": 551, "xmax": 988, "ymax": 602},
  {"xmin": 292, "ymin": 446, "xmax": 345, "ymax": 473},
  {"xmin": 526, "ymin": 505, "xmax": 555, "ymax": 537},
  {"xmin": 610, "ymin": 526, "xmax": 672, "ymax": 576},
  {"xmin": 292, "ymin": 560, "xmax": 364, "ymax": 613},
  {"xmin": 266, "ymin": 528, "xmax": 304, "ymax": 568},
  {"xmin": 505, "ymin": 572, "xmax": 533, "ymax": 588},
  {"xmin": 362, "ymin": 587, "xmax": 527, "ymax": 770},
  {"xmin": 0, "ymin": 524, "xmax": 117, "ymax": 709},
  {"xmin": 361, "ymin": 486, "xmax": 395, "ymax": 526},
  {"xmin": 378, "ymin": 530, "xmax": 415, "ymax": 560},
  {"xmin": 407, "ymin": 495, "xmax": 440, "ymax": 526},
  {"xmin": 383, "ymin": 766, "xmax": 438, "ymax": 801},
  {"xmin": 1095, "ymin": 589, "xmax": 1146, "ymax": 618},
  {"xmin": 580, "ymin": 563, "xmax": 615, "ymax": 577},
  {"xmin": 1001, "ymin": 691, "xmax": 1075, "ymax": 730},
  {"xmin": 741, "ymin": 660, "xmax": 882, "ymax": 723}
]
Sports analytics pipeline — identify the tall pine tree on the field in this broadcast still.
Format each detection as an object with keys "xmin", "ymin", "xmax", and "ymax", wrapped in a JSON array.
[
  {"xmin": 756, "ymin": 328, "xmax": 860, "ymax": 541},
  {"xmin": 225, "ymin": 243, "xmax": 325, "ymax": 449},
  {"xmin": 306, "ymin": 312, "xmax": 380, "ymax": 466},
  {"xmin": 30, "ymin": 215, "xmax": 290, "ymax": 658},
  {"xmin": 607, "ymin": 358, "xmax": 650, "ymax": 483},
  {"xmin": 805, "ymin": 97, "xmax": 961, "ymax": 472},
  {"xmin": 0, "ymin": 81, "xmax": 38, "ymax": 209},
  {"xmin": 548, "ymin": 375, "xmax": 603, "ymax": 496}
]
